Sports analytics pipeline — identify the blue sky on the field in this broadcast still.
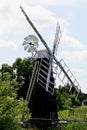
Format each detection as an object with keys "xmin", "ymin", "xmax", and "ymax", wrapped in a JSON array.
[{"xmin": 0, "ymin": 0, "xmax": 87, "ymax": 93}]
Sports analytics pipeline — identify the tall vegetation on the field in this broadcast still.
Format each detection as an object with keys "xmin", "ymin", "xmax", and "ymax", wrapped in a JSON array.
[
  {"xmin": 0, "ymin": 57, "xmax": 87, "ymax": 129},
  {"xmin": 13, "ymin": 57, "xmax": 34, "ymax": 99},
  {"xmin": 0, "ymin": 62, "xmax": 29, "ymax": 130}
]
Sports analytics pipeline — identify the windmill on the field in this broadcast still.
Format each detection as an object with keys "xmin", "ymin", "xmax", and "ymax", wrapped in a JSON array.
[{"xmin": 20, "ymin": 6, "xmax": 81, "ymax": 127}]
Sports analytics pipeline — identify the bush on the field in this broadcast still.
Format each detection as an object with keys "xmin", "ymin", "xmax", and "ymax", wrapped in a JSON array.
[
  {"xmin": 64, "ymin": 122, "xmax": 87, "ymax": 130},
  {"xmin": 0, "ymin": 116, "xmax": 21, "ymax": 130},
  {"xmin": 0, "ymin": 76, "xmax": 29, "ymax": 130}
]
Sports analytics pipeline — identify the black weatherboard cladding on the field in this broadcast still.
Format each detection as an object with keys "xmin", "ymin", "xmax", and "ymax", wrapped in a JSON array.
[{"xmin": 29, "ymin": 58, "xmax": 58, "ymax": 123}]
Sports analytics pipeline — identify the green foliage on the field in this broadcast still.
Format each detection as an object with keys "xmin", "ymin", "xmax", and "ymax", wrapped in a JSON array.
[
  {"xmin": 13, "ymin": 57, "xmax": 34, "ymax": 99},
  {"xmin": 0, "ymin": 57, "xmax": 87, "ymax": 130},
  {"xmin": 13, "ymin": 57, "xmax": 34, "ymax": 83},
  {"xmin": 0, "ymin": 63, "xmax": 15, "ymax": 80},
  {"xmin": 64, "ymin": 122, "xmax": 87, "ymax": 130},
  {"xmin": 59, "ymin": 106, "xmax": 87, "ymax": 120},
  {"xmin": 58, "ymin": 106, "xmax": 87, "ymax": 130},
  {"xmin": 70, "ymin": 95, "xmax": 80, "ymax": 106},
  {"xmin": 0, "ymin": 75, "xmax": 29, "ymax": 130},
  {"xmin": 55, "ymin": 86, "xmax": 72, "ymax": 110},
  {"xmin": 58, "ymin": 109, "xmax": 68, "ymax": 120},
  {"xmin": 55, "ymin": 84, "xmax": 81, "ymax": 110},
  {"xmin": 0, "ymin": 116, "xmax": 21, "ymax": 130}
]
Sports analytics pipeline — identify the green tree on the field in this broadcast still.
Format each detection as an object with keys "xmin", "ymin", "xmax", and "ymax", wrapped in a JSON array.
[
  {"xmin": 0, "ymin": 64, "xmax": 15, "ymax": 81},
  {"xmin": 55, "ymin": 84, "xmax": 80, "ymax": 110},
  {"xmin": 12, "ymin": 57, "xmax": 34, "ymax": 99},
  {"xmin": 0, "ymin": 73, "xmax": 29, "ymax": 130}
]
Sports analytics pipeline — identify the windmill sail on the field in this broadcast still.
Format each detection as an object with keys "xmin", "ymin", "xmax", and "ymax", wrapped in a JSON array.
[
  {"xmin": 53, "ymin": 59, "xmax": 81, "ymax": 98},
  {"xmin": 53, "ymin": 22, "xmax": 62, "ymax": 56},
  {"xmin": 20, "ymin": 6, "xmax": 81, "ymax": 98}
]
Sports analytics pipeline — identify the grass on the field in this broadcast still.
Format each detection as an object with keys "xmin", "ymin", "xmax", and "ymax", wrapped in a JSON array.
[
  {"xmin": 21, "ymin": 106, "xmax": 87, "ymax": 130},
  {"xmin": 58, "ymin": 106, "xmax": 87, "ymax": 130},
  {"xmin": 59, "ymin": 105, "xmax": 87, "ymax": 120}
]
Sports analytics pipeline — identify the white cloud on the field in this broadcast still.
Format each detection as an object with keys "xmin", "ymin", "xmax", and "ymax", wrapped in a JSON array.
[
  {"xmin": 61, "ymin": 34, "xmax": 86, "ymax": 49},
  {"xmin": 61, "ymin": 50, "xmax": 87, "ymax": 62},
  {"xmin": 0, "ymin": 0, "xmax": 78, "ymax": 37},
  {"xmin": 74, "ymin": 68, "xmax": 84, "ymax": 73},
  {"xmin": 72, "ymin": 68, "xmax": 87, "ymax": 92},
  {"xmin": 0, "ymin": 0, "xmax": 86, "ymax": 52},
  {"xmin": 0, "ymin": 0, "xmax": 69, "ymax": 36},
  {"xmin": 21, "ymin": 0, "xmax": 87, "ymax": 6},
  {"xmin": 22, "ymin": 5, "xmax": 56, "ymax": 26},
  {"xmin": 0, "ymin": 40, "xmax": 18, "ymax": 48},
  {"xmin": 0, "ymin": 0, "xmax": 86, "ymax": 93},
  {"xmin": 60, "ymin": 31, "xmax": 87, "ymax": 62},
  {"xmin": 0, "ymin": 0, "xmax": 69, "ymax": 49},
  {"xmin": 0, "ymin": 0, "xmax": 25, "ymax": 35}
]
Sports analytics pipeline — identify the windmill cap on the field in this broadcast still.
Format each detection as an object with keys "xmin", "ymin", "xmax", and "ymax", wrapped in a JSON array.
[{"xmin": 37, "ymin": 49, "xmax": 50, "ymax": 59}]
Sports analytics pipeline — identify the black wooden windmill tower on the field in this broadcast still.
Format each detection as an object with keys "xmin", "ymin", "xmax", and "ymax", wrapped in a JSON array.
[{"xmin": 20, "ymin": 6, "xmax": 81, "ymax": 127}]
